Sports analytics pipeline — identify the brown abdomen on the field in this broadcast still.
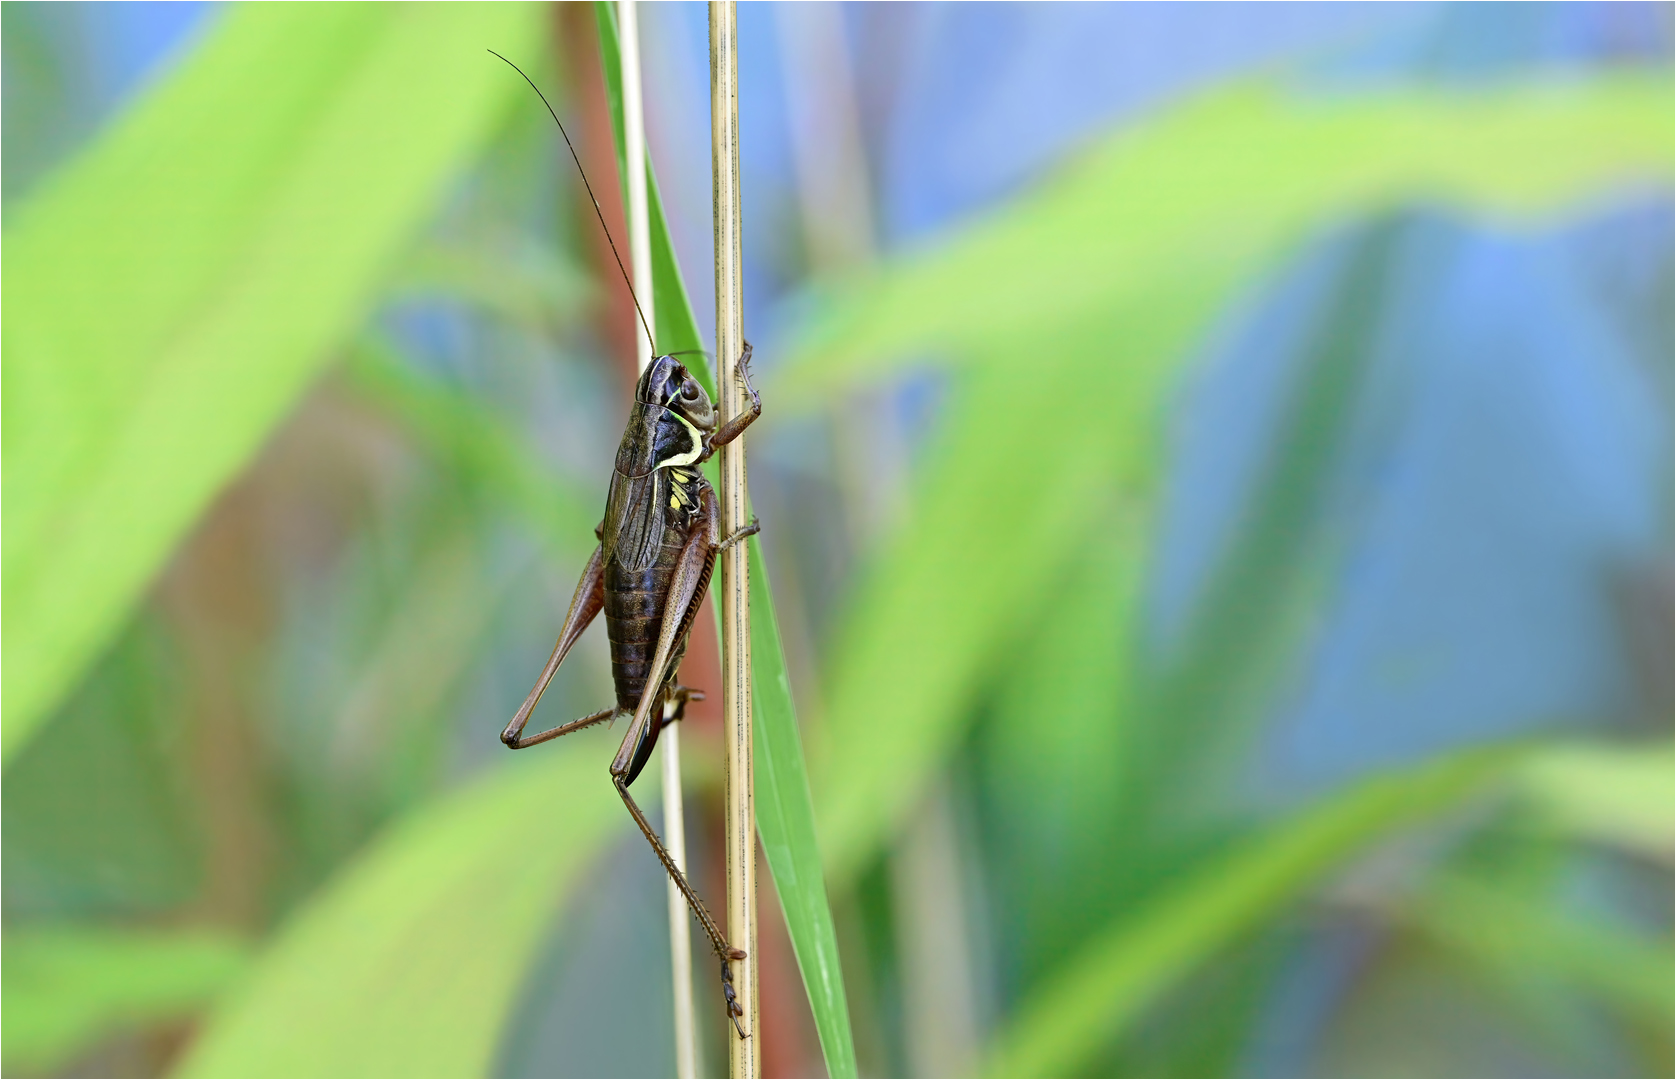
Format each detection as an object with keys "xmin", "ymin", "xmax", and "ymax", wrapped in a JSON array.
[{"xmin": 604, "ymin": 522, "xmax": 691, "ymax": 712}]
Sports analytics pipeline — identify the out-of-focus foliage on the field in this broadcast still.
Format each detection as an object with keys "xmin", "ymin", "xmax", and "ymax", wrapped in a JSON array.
[
  {"xmin": 1517, "ymin": 742, "xmax": 1675, "ymax": 859},
  {"xmin": 766, "ymin": 61, "xmax": 1670, "ymax": 1080},
  {"xmin": 984, "ymin": 743, "xmax": 1676, "ymax": 1075},
  {"xmin": 344, "ymin": 336, "xmax": 596, "ymax": 560},
  {"xmin": 178, "ymin": 752, "xmax": 619, "ymax": 1078},
  {"xmin": 4, "ymin": 925, "xmax": 248, "ymax": 1076},
  {"xmin": 782, "ymin": 76, "xmax": 1674, "ymax": 407},
  {"xmin": 783, "ymin": 75, "xmax": 1673, "ymax": 880},
  {"xmin": 985, "ymin": 746, "xmax": 1519, "ymax": 1075},
  {"xmin": 2, "ymin": 2, "xmax": 541, "ymax": 761},
  {"xmin": 2, "ymin": 4, "xmax": 1670, "ymax": 1078}
]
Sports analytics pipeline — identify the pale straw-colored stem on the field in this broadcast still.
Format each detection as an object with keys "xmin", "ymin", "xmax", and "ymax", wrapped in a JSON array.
[
  {"xmin": 617, "ymin": 5, "xmax": 698, "ymax": 1077},
  {"xmin": 892, "ymin": 777, "xmax": 981, "ymax": 1077},
  {"xmin": 709, "ymin": 4, "xmax": 757, "ymax": 1075}
]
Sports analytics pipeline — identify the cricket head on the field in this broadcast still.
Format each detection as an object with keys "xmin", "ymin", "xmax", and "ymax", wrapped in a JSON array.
[{"xmin": 637, "ymin": 353, "xmax": 716, "ymax": 433}]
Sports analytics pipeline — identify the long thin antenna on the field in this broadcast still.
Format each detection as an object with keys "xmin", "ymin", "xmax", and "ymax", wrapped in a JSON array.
[{"xmin": 488, "ymin": 48, "xmax": 657, "ymax": 358}]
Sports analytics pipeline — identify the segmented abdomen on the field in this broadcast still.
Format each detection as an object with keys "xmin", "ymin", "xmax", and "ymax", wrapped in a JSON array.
[{"xmin": 604, "ymin": 522, "xmax": 691, "ymax": 712}]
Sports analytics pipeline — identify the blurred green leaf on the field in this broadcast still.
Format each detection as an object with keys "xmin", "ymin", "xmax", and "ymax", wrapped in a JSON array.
[
  {"xmin": 4, "ymin": 924, "xmax": 249, "ymax": 1076},
  {"xmin": 983, "ymin": 747, "xmax": 1520, "ymax": 1077},
  {"xmin": 976, "ymin": 507, "xmax": 1146, "ymax": 979},
  {"xmin": 326, "ymin": 524, "xmax": 497, "ymax": 791},
  {"xmin": 810, "ymin": 288, "xmax": 1228, "ymax": 883},
  {"xmin": 343, "ymin": 335, "xmax": 598, "ymax": 559},
  {"xmin": 4, "ymin": 614, "xmax": 202, "ymax": 918},
  {"xmin": 268, "ymin": 507, "xmax": 512, "ymax": 885},
  {"xmin": 1130, "ymin": 217, "xmax": 1410, "ymax": 818},
  {"xmin": 793, "ymin": 76, "xmax": 1674, "ymax": 882},
  {"xmin": 970, "ymin": 223, "xmax": 1426, "ymax": 1069},
  {"xmin": 594, "ymin": 6, "xmax": 858, "ymax": 1074},
  {"xmin": 776, "ymin": 76, "xmax": 1673, "ymax": 403},
  {"xmin": 1516, "ymin": 742, "xmax": 1675, "ymax": 860},
  {"xmin": 389, "ymin": 231, "xmax": 591, "ymax": 337},
  {"xmin": 1413, "ymin": 870, "xmax": 1675, "ymax": 1028},
  {"xmin": 2, "ymin": 2, "xmax": 542, "ymax": 765},
  {"xmin": 177, "ymin": 751, "xmax": 621, "ymax": 1078}
]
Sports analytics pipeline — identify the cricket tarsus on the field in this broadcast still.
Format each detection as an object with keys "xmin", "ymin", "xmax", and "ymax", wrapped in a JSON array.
[{"xmin": 721, "ymin": 956, "xmax": 749, "ymax": 1039}]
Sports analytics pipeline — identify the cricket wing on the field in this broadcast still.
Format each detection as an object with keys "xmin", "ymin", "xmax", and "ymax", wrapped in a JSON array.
[{"xmin": 603, "ymin": 468, "xmax": 667, "ymax": 573}]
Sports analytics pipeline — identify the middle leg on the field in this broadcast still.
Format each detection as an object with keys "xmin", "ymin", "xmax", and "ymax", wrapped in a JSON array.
[
  {"xmin": 659, "ymin": 681, "xmax": 705, "ymax": 732},
  {"xmin": 715, "ymin": 518, "xmax": 760, "ymax": 553}
]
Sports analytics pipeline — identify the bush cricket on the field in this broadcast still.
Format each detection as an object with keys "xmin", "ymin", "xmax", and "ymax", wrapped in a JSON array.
[{"xmin": 490, "ymin": 51, "xmax": 760, "ymax": 1039}]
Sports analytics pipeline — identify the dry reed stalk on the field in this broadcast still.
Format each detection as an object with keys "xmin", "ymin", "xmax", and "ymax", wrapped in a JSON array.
[
  {"xmin": 615, "ymin": 5, "xmax": 698, "ymax": 1076},
  {"xmin": 709, "ymin": 3, "xmax": 757, "ymax": 1075}
]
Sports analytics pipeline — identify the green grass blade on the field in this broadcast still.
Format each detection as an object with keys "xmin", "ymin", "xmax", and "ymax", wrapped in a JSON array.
[
  {"xmin": 594, "ymin": 7, "xmax": 857, "ymax": 1072},
  {"xmin": 983, "ymin": 747, "xmax": 1522, "ymax": 1077},
  {"xmin": 4, "ymin": 926, "xmax": 249, "ymax": 1076},
  {"xmin": 1129, "ymin": 218, "xmax": 1410, "ymax": 811},
  {"xmin": 810, "ymin": 283, "xmax": 1229, "ymax": 883},
  {"xmin": 175, "ymin": 753, "xmax": 622, "ymax": 1078},
  {"xmin": 1515, "ymin": 742, "xmax": 1676, "ymax": 859},
  {"xmin": 750, "ymin": 536, "xmax": 859, "ymax": 1078},
  {"xmin": 976, "ymin": 507, "xmax": 1148, "ymax": 972},
  {"xmin": 788, "ymin": 76, "xmax": 1673, "ymax": 884},
  {"xmin": 1412, "ymin": 870, "xmax": 1675, "ymax": 1027},
  {"xmin": 2, "ymin": 2, "xmax": 541, "ymax": 765},
  {"xmin": 777, "ymin": 76, "xmax": 1672, "ymax": 403},
  {"xmin": 342, "ymin": 335, "xmax": 599, "ymax": 560}
]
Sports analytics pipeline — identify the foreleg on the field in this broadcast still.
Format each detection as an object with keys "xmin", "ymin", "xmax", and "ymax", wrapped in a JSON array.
[{"xmin": 702, "ymin": 341, "xmax": 761, "ymax": 455}]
